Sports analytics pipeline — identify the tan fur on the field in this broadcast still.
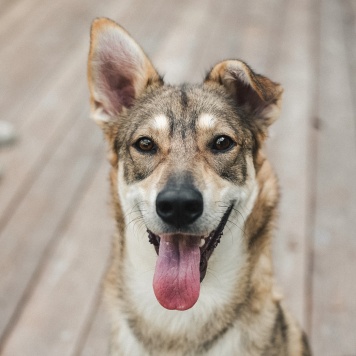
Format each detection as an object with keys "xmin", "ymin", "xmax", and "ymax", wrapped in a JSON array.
[{"xmin": 87, "ymin": 18, "xmax": 311, "ymax": 355}]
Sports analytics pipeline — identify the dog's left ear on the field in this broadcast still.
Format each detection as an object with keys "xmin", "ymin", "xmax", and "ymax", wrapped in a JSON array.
[{"xmin": 205, "ymin": 60, "xmax": 283, "ymax": 135}]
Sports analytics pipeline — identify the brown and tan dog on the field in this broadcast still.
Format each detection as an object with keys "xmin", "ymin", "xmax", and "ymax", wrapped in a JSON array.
[{"xmin": 87, "ymin": 18, "xmax": 311, "ymax": 356}]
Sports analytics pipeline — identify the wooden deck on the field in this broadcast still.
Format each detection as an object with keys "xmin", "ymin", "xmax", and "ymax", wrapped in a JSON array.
[{"xmin": 0, "ymin": 0, "xmax": 355, "ymax": 354}]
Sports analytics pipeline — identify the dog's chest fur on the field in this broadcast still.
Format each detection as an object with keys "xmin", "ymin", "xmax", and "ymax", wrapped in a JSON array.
[{"xmin": 113, "ymin": 176, "xmax": 256, "ymax": 354}]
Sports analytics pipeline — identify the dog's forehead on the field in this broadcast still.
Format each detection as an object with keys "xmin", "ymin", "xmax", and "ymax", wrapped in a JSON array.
[{"xmin": 128, "ymin": 84, "xmax": 243, "ymax": 136}]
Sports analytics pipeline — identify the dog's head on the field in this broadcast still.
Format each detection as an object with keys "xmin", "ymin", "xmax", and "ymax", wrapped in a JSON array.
[{"xmin": 88, "ymin": 18, "xmax": 283, "ymax": 311}]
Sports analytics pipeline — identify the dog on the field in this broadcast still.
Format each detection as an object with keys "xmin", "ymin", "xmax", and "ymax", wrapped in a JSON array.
[{"xmin": 87, "ymin": 18, "xmax": 311, "ymax": 355}]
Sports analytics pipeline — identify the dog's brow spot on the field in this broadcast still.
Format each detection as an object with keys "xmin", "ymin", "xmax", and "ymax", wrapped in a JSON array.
[
  {"xmin": 152, "ymin": 114, "xmax": 169, "ymax": 131},
  {"xmin": 197, "ymin": 114, "xmax": 216, "ymax": 130}
]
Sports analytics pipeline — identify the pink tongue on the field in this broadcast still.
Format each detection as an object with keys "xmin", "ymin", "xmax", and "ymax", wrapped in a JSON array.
[{"xmin": 153, "ymin": 234, "xmax": 201, "ymax": 310}]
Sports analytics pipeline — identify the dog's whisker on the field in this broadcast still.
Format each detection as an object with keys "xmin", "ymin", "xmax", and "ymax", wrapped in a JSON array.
[
  {"xmin": 123, "ymin": 200, "xmax": 144, "ymax": 219},
  {"xmin": 126, "ymin": 215, "xmax": 144, "ymax": 229},
  {"xmin": 227, "ymin": 218, "xmax": 245, "ymax": 235}
]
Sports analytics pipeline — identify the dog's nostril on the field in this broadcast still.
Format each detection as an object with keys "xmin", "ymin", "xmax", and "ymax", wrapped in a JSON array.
[
  {"xmin": 156, "ymin": 188, "xmax": 203, "ymax": 227},
  {"xmin": 185, "ymin": 201, "xmax": 201, "ymax": 213},
  {"xmin": 158, "ymin": 201, "xmax": 173, "ymax": 213}
]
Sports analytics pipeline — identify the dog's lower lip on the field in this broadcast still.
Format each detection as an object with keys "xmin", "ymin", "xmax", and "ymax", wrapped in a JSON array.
[{"xmin": 147, "ymin": 204, "xmax": 234, "ymax": 282}]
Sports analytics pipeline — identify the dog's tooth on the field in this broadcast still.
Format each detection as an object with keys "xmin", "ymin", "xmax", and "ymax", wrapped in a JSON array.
[{"xmin": 199, "ymin": 238, "xmax": 206, "ymax": 247}]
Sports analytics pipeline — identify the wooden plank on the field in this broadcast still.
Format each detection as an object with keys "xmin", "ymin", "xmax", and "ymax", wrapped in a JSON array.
[
  {"xmin": 170, "ymin": 0, "xmax": 243, "ymax": 81},
  {"xmin": 264, "ymin": 0, "xmax": 315, "ymax": 330},
  {"xmin": 310, "ymin": 0, "xmax": 356, "ymax": 353},
  {"xmin": 0, "ymin": 0, "xmax": 14, "ymax": 15},
  {"xmin": 152, "ymin": 0, "xmax": 278, "ymax": 81},
  {"xmin": 0, "ymin": 0, "xmax": 78, "ymax": 120},
  {"xmin": 341, "ymin": 0, "xmax": 356, "ymax": 118},
  {"xmin": 0, "ymin": 56, "xmax": 87, "ymax": 227},
  {"xmin": 0, "ymin": 0, "xmax": 43, "ymax": 40},
  {"xmin": 237, "ymin": 0, "xmax": 284, "ymax": 72},
  {"xmin": 124, "ymin": 0, "xmax": 186, "ymax": 58},
  {"xmin": 78, "ymin": 302, "xmax": 110, "ymax": 356},
  {"xmin": 0, "ymin": 0, "xmax": 138, "ymax": 225},
  {"xmin": 175, "ymin": 0, "xmax": 284, "ymax": 80},
  {"xmin": 0, "ymin": 111, "xmax": 104, "ymax": 345},
  {"xmin": 0, "ymin": 0, "xmax": 32, "ymax": 26},
  {"xmin": 0, "ymin": 0, "xmax": 131, "ymax": 126},
  {"xmin": 0, "ymin": 0, "xmax": 62, "ymax": 50},
  {"xmin": 189, "ymin": 0, "xmax": 241, "ymax": 73},
  {"xmin": 1, "ymin": 160, "xmax": 113, "ymax": 356},
  {"xmin": 152, "ymin": 0, "xmax": 222, "ymax": 84}
]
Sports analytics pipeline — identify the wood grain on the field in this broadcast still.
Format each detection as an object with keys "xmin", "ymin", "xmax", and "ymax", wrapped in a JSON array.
[
  {"xmin": 1, "ymin": 160, "xmax": 112, "ymax": 355},
  {"xmin": 310, "ymin": 0, "xmax": 356, "ymax": 353},
  {"xmin": 266, "ymin": 0, "xmax": 315, "ymax": 329}
]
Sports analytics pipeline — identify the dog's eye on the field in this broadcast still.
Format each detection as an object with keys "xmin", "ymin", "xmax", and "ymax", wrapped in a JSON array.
[
  {"xmin": 211, "ymin": 136, "xmax": 235, "ymax": 152},
  {"xmin": 134, "ymin": 137, "xmax": 156, "ymax": 153}
]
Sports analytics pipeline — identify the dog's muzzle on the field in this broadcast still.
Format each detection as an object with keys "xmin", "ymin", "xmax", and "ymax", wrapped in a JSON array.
[{"xmin": 148, "ymin": 199, "xmax": 234, "ymax": 311}]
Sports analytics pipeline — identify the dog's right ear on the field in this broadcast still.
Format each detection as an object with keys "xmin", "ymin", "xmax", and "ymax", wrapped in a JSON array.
[
  {"xmin": 87, "ymin": 18, "xmax": 162, "ymax": 128},
  {"xmin": 205, "ymin": 60, "xmax": 283, "ymax": 137}
]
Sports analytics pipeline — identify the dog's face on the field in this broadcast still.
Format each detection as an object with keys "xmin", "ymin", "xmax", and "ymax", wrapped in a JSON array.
[
  {"xmin": 88, "ymin": 18, "xmax": 282, "ymax": 311},
  {"xmin": 118, "ymin": 85, "xmax": 255, "ymax": 236}
]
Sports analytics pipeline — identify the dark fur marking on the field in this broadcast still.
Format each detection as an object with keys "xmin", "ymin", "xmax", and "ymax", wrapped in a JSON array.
[
  {"xmin": 201, "ymin": 324, "xmax": 231, "ymax": 352},
  {"xmin": 240, "ymin": 156, "xmax": 247, "ymax": 182},
  {"xmin": 248, "ymin": 205, "xmax": 274, "ymax": 249},
  {"xmin": 133, "ymin": 171, "xmax": 148, "ymax": 181},
  {"xmin": 267, "ymin": 303, "xmax": 288, "ymax": 355},
  {"xmin": 126, "ymin": 318, "xmax": 148, "ymax": 350},
  {"xmin": 113, "ymin": 136, "xmax": 120, "ymax": 154},
  {"xmin": 235, "ymin": 150, "xmax": 247, "ymax": 183},
  {"xmin": 219, "ymin": 152, "xmax": 246, "ymax": 184},
  {"xmin": 200, "ymin": 297, "xmax": 248, "ymax": 353},
  {"xmin": 180, "ymin": 88, "xmax": 189, "ymax": 107},
  {"xmin": 277, "ymin": 303, "xmax": 288, "ymax": 343},
  {"xmin": 220, "ymin": 169, "xmax": 239, "ymax": 183},
  {"xmin": 164, "ymin": 171, "xmax": 195, "ymax": 189},
  {"xmin": 146, "ymin": 75, "xmax": 164, "ymax": 87},
  {"xmin": 167, "ymin": 109, "xmax": 175, "ymax": 137},
  {"xmin": 188, "ymin": 113, "xmax": 197, "ymax": 133},
  {"xmin": 301, "ymin": 331, "xmax": 312, "ymax": 356},
  {"xmin": 123, "ymin": 149, "xmax": 154, "ymax": 183},
  {"xmin": 251, "ymin": 134, "xmax": 261, "ymax": 167}
]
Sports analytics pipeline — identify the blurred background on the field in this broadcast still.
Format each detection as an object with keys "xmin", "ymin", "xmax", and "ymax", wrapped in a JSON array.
[{"xmin": 0, "ymin": 0, "xmax": 355, "ymax": 355}]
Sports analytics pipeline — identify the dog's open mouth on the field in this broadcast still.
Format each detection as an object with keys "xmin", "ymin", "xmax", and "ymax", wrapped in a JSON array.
[{"xmin": 147, "ymin": 205, "xmax": 233, "ymax": 311}]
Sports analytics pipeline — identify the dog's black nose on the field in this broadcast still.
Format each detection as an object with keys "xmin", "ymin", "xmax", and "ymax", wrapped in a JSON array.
[{"xmin": 156, "ymin": 188, "xmax": 203, "ymax": 228}]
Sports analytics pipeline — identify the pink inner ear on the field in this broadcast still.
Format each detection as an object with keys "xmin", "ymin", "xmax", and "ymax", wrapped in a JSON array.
[
  {"xmin": 91, "ymin": 30, "xmax": 145, "ymax": 115},
  {"xmin": 239, "ymin": 86, "xmax": 270, "ymax": 115},
  {"xmin": 99, "ymin": 59, "xmax": 136, "ymax": 113},
  {"xmin": 230, "ymin": 72, "xmax": 268, "ymax": 114}
]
